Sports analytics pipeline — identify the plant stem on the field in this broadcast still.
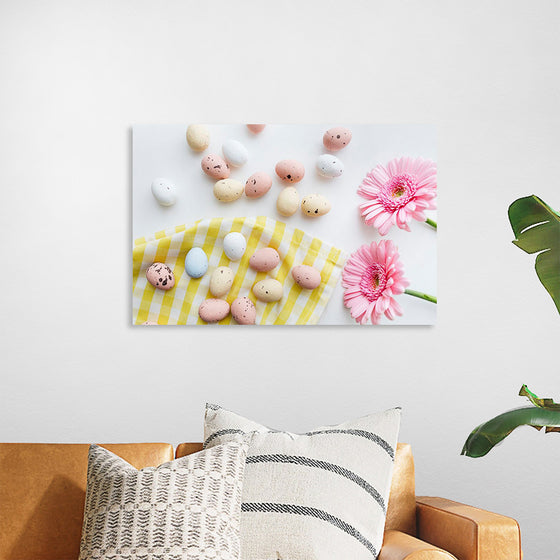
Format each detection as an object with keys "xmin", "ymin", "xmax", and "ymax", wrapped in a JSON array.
[
  {"xmin": 425, "ymin": 218, "xmax": 437, "ymax": 230},
  {"xmin": 404, "ymin": 289, "xmax": 437, "ymax": 304}
]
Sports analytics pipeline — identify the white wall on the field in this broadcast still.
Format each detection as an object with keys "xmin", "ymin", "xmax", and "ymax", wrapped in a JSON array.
[{"xmin": 1, "ymin": 1, "xmax": 559, "ymax": 558}]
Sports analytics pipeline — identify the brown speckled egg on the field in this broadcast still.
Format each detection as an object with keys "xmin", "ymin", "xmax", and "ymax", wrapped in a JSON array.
[
  {"xmin": 301, "ymin": 194, "xmax": 332, "ymax": 217},
  {"xmin": 323, "ymin": 127, "xmax": 352, "ymax": 151},
  {"xmin": 201, "ymin": 154, "xmax": 230, "ymax": 180},
  {"xmin": 231, "ymin": 296, "xmax": 256, "ymax": 325},
  {"xmin": 245, "ymin": 171, "xmax": 273, "ymax": 198},
  {"xmin": 275, "ymin": 160, "xmax": 305, "ymax": 183},
  {"xmin": 247, "ymin": 124, "xmax": 266, "ymax": 134},
  {"xmin": 249, "ymin": 247, "xmax": 280, "ymax": 272},
  {"xmin": 146, "ymin": 263, "xmax": 175, "ymax": 290},
  {"xmin": 292, "ymin": 265, "xmax": 322, "ymax": 290},
  {"xmin": 198, "ymin": 299, "xmax": 230, "ymax": 323}
]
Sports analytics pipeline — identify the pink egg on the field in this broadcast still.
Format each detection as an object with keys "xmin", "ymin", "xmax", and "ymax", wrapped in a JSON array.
[
  {"xmin": 249, "ymin": 247, "xmax": 280, "ymax": 272},
  {"xmin": 247, "ymin": 124, "xmax": 266, "ymax": 134},
  {"xmin": 245, "ymin": 171, "xmax": 273, "ymax": 198},
  {"xmin": 231, "ymin": 296, "xmax": 256, "ymax": 325},
  {"xmin": 146, "ymin": 263, "xmax": 175, "ymax": 290},
  {"xmin": 198, "ymin": 299, "xmax": 230, "ymax": 323},
  {"xmin": 201, "ymin": 154, "xmax": 230, "ymax": 179},
  {"xmin": 323, "ymin": 127, "xmax": 352, "ymax": 151},
  {"xmin": 275, "ymin": 160, "xmax": 305, "ymax": 183},
  {"xmin": 292, "ymin": 265, "xmax": 322, "ymax": 290}
]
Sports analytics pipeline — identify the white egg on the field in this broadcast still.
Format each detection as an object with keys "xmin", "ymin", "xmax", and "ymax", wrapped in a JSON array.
[
  {"xmin": 222, "ymin": 139, "xmax": 249, "ymax": 167},
  {"xmin": 316, "ymin": 154, "xmax": 344, "ymax": 178},
  {"xmin": 223, "ymin": 232, "xmax": 246, "ymax": 261},
  {"xmin": 151, "ymin": 178, "xmax": 176, "ymax": 206}
]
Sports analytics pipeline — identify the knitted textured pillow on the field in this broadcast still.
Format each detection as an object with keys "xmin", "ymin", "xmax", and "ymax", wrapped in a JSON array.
[
  {"xmin": 204, "ymin": 405, "xmax": 401, "ymax": 560},
  {"xmin": 79, "ymin": 442, "xmax": 248, "ymax": 560}
]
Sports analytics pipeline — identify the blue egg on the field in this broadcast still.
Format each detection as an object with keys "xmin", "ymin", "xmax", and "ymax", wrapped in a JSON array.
[{"xmin": 184, "ymin": 247, "xmax": 208, "ymax": 279}]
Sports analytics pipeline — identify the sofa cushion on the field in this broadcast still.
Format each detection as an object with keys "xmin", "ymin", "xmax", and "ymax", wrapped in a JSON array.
[
  {"xmin": 204, "ymin": 404, "xmax": 401, "ymax": 560},
  {"xmin": 78, "ymin": 442, "xmax": 247, "ymax": 560},
  {"xmin": 0, "ymin": 442, "xmax": 173, "ymax": 560}
]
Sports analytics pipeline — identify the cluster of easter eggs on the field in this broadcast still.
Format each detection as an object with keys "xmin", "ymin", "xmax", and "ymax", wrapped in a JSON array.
[
  {"xmin": 144, "ymin": 230, "xmax": 323, "ymax": 325},
  {"xmin": 152, "ymin": 124, "xmax": 353, "ymax": 220}
]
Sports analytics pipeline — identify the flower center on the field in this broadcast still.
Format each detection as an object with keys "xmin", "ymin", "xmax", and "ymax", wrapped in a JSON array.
[
  {"xmin": 360, "ymin": 263, "xmax": 387, "ymax": 302},
  {"xmin": 380, "ymin": 173, "xmax": 418, "ymax": 211}
]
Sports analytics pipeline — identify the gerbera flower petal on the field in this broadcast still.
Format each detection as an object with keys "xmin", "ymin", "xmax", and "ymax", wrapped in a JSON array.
[
  {"xmin": 358, "ymin": 156, "xmax": 437, "ymax": 235},
  {"xmin": 342, "ymin": 240, "xmax": 409, "ymax": 325}
]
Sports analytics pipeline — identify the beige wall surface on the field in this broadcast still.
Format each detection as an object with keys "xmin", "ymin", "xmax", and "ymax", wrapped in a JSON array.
[{"xmin": 1, "ymin": 1, "xmax": 559, "ymax": 558}]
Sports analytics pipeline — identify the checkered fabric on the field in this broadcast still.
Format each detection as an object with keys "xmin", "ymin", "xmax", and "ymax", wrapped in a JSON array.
[{"xmin": 132, "ymin": 216, "xmax": 347, "ymax": 325}]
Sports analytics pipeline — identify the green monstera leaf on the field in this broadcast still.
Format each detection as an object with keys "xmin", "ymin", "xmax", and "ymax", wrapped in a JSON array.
[
  {"xmin": 508, "ymin": 195, "xmax": 560, "ymax": 313},
  {"xmin": 461, "ymin": 386, "xmax": 560, "ymax": 458}
]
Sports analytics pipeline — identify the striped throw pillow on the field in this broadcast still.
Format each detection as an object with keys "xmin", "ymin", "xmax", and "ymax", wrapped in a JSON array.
[
  {"xmin": 79, "ymin": 442, "xmax": 248, "ymax": 560},
  {"xmin": 204, "ymin": 405, "xmax": 401, "ymax": 560}
]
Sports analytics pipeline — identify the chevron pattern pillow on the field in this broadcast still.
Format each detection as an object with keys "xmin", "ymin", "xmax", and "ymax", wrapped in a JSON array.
[
  {"xmin": 204, "ymin": 405, "xmax": 401, "ymax": 560},
  {"xmin": 79, "ymin": 442, "xmax": 248, "ymax": 560}
]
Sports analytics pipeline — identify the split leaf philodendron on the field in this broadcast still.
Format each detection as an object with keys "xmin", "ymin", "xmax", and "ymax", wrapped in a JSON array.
[
  {"xmin": 508, "ymin": 195, "xmax": 560, "ymax": 314},
  {"xmin": 461, "ymin": 385, "xmax": 560, "ymax": 458}
]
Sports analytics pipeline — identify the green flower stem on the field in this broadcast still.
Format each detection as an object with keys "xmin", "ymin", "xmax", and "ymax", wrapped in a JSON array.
[
  {"xmin": 425, "ymin": 217, "xmax": 438, "ymax": 230},
  {"xmin": 404, "ymin": 289, "xmax": 437, "ymax": 304}
]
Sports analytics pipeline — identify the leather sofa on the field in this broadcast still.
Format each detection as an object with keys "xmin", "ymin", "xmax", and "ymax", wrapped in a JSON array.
[{"xmin": 0, "ymin": 442, "xmax": 521, "ymax": 560}]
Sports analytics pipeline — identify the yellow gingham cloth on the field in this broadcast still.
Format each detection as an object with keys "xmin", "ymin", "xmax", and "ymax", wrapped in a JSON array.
[{"xmin": 132, "ymin": 216, "xmax": 347, "ymax": 325}]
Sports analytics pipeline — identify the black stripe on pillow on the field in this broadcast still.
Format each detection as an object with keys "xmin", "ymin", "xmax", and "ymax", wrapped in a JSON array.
[
  {"xmin": 241, "ymin": 502, "xmax": 377, "ymax": 557},
  {"xmin": 247, "ymin": 454, "xmax": 386, "ymax": 512},
  {"xmin": 205, "ymin": 428, "xmax": 394, "ymax": 459}
]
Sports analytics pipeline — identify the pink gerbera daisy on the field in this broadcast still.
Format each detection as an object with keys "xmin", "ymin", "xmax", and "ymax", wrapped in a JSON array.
[
  {"xmin": 358, "ymin": 156, "xmax": 437, "ymax": 235},
  {"xmin": 342, "ymin": 240, "xmax": 409, "ymax": 325}
]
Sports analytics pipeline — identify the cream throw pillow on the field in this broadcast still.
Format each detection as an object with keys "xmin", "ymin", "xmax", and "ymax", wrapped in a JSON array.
[
  {"xmin": 79, "ymin": 442, "xmax": 247, "ymax": 560},
  {"xmin": 204, "ymin": 405, "xmax": 401, "ymax": 560}
]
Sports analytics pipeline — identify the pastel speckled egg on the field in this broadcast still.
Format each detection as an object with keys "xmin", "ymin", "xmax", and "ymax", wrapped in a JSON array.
[
  {"xmin": 276, "ymin": 186, "xmax": 299, "ymax": 217},
  {"xmin": 198, "ymin": 299, "xmax": 230, "ymax": 323},
  {"xmin": 253, "ymin": 279, "xmax": 283, "ymax": 302},
  {"xmin": 323, "ymin": 127, "xmax": 352, "ymax": 151},
  {"xmin": 213, "ymin": 179, "xmax": 244, "ymax": 202},
  {"xmin": 201, "ymin": 154, "xmax": 230, "ymax": 180},
  {"xmin": 292, "ymin": 265, "xmax": 322, "ymax": 290},
  {"xmin": 316, "ymin": 154, "xmax": 344, "ymax": 178},
  {"xmin": 223, "ymin": 232, "xmax": 246, "ymax": 261},
  {"xmin": 275, "ymin": 160, "xmax": 305, "ymax": 183},
  {"xmin": 146, "ymin": 263, "xmax": 175, "ymax": 290},
  {"xmin": 186, "ymin": 124, "xmax": 210, "ymax": 151},
  {"xmin": 247, "ymin": 124, "xmax": 266, "ymax": 134},
  {"xmin": 301, "ymin": 194, "xmax": 332, "ymax": 217},
  {"xmin": 249, "ymin": 247, "xmax": 280, "ymax": 272},
  {"xmin": 245, "ymin": 171, "xmax": 272, "ymax": 198},
  {"xmin": 231, "ymin": 296, "xmax": 256, "ymax": 325},
  {"xmin": 151, "ymin": 178, "xmax": 176, "ymax": 206},
  {"xmin": 210, "ymin": 266, "xmax": 234, "ymax": 297},
  {"xmin": 184, "ymin": 247, "xmax": 208, "ymax": 278},
  {"xmin": 222, "ymin": 139, "xmax": 249, "ymax": 167}
]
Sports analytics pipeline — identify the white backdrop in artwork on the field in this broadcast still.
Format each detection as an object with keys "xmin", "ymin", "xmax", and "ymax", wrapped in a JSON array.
[
  {"xmin": 133, "ymin": 124, "xmax": 437, "ymax": 325},
  {"xmin": 1, "ymin": 2, "xmax": 559, "ymax": 559}
]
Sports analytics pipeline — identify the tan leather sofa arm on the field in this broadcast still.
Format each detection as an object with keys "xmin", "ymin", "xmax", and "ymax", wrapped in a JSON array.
[
  {"xmin": 379, "ymin": 530, "xmax": 457, "ymax": 559},
  {"xmin": 416, "ymin": 497, "xmax": 522, "ymax": 560}
]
